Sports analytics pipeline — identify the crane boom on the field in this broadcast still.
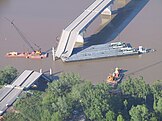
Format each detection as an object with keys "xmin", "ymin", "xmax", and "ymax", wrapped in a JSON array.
[
  {"xmin": 11, "ymin": 22, "xmax": 35, "ymax": 51},
  {"xmin": 5, "ymin": 18, "xmax": 35, "ymax": 51}
]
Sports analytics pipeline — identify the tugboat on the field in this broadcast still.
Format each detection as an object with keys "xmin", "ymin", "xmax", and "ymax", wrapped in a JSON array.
[{"xmin": 106, "ymin": 67, "xmax": 124, "ymax": 87}]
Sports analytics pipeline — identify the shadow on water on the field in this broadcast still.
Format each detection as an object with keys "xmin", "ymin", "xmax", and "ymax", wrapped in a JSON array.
[
  {"xmin": 30, "ymin": 78, "xmax": 48, "ymax": 92},
  {"xmin": 43, "ymin": 70, "xmax": 61, "ymax": 81},
  {"xmin": 30, "ymin": 71, "xmax": 61, "ymax": 91},
  {"xmin": 83, "ymin": 0, "xmax": 149, "ymax": 46}
]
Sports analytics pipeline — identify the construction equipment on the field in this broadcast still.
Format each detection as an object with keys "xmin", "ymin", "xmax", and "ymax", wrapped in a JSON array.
[
  {"xmin": 4, "ymin": 18, "xmax": 48, "ymax": 59},
  {"xmin": 5, "ymin": 17, "xmax": 41, "ymax": 53}
]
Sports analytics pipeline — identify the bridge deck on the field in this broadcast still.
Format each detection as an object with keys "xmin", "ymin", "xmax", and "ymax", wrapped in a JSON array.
[
  {"xmin": 21, "ymin": 71, "xmax": 42, "ymax": 89},
  {"xmin": 0, "ymin": 86, "xmax": 13, "ymax": 102},
  {"xmin": 0, "ymin": 88, "xmax": 22, "ymax": 115},
  {"xmin": 11, "ymin": 70, "xmax": 33, "ymax": 86},
  {"xmin": 65, "ymin": 0, "xmax": 104, "ymax": 31},
  {"xmin": 0, "ymin": 70, "xmax": 42, "ymax": 115}
]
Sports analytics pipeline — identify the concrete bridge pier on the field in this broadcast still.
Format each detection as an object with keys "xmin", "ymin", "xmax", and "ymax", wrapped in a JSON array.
[
  {"xmin": 100, "ymin": 3, "xmax": 113, "ymax": 26},
  {"xmin": 100, "ymin": 14, "xmax": 112, "ymax": 26},
  {"xmin": 76, "ymin": 32, "xmax": 85, "ymax": 43},
  {"xmin": 101, "ymin": 5, "xmax": 112, "ymax": 15}
]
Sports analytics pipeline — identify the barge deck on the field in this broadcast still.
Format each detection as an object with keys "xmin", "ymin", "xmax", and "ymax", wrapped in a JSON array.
[{"xmin": 61, "ymin": 42, "xmax": 149, "ymax": 62}]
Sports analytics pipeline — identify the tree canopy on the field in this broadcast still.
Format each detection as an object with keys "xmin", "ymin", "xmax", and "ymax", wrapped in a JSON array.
[
  {"xmin": 2, "ymin": 72, "xmax": 162, "ymax": 121},
  {"xmin": 0, "ymin": 66, "xmax": 18, "ymax": 85}
]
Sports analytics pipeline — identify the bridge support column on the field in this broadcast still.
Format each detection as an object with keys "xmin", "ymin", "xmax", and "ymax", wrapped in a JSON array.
[
  {"xmin": 76, "ymin": 33, "xmax": 84, "ymax": 43},
  {"xmin": 52, "ymin": 47, "xmax": 55, "ymax": 61},
  {"xmin": 101, "ymin": 5, "xmax": 112, "ymax": 16},
  {"xmin": 40, "ymin": 69, "xmax": 43, "ymax": 73},
  {"xmin": 100, "ymin": 4, "xmax": 113, "ymax": 26},
  {"xmin": 100, "ymin": 14, "xmax": 112, "ymax": 26}
]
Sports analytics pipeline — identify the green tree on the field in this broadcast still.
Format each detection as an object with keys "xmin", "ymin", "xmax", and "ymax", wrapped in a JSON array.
[
  {"xmin": 82, "ymin": 83, "xmax": 112, "ymax": 120},
  {"xmin": 129, "ymin": 104, "xmax": 149, "ymax": 121},
  {"xmin": 0, "ymin": 66, "xmax": 18, "ymax": 85},
  {"xmin": 151, "ymin": 80, "xmax": 162, "ymax": 96},
  {"xmin": 151, "ymin": 80, "xmax": 162, "ymax": 120},
  {"xmin": 4, "ymin": 112, "xmax": 27, "ymax": 121},
  {"xmin": 42, "ymin": 73, "xmax": 85, "ymax": 120},
  {"xmin": 120, "ymin": 77, "xmax": 150, "ymax": 99},
  {"xmin": 117, "ymin": 114, "xmax": 125, "ymax": 121},
  {"xmin": 106, "ymin": 110, "xmax": 115, "ymax": 121},
  {"xmin": 149, "ymin": 113, "xmax": 158, "ymax": 121},
  {"xmin": 150, "ymin": 117, "xmax": 158, "ymax": 121},
  {"xmin": 154, "ymin": 97, "xmax": 162, "ymax": 120},
  {"xmin": 5, "ymin": 73, "xmax": 160, "ymax": 121},
  {"xmin": 14, "ymin": 91, "xmax": 42, "ymax": 121},
  {"xmin": 156, "ymin": 98, "xmax": 162, "ymax": 114},
  {"xmin": 43, "ymin": 73, "xmax": 82, "ymax": 105},
  {"xmin": 86, "ymin": 105, "xmax": 103, "ymax": 121},
  {"xmin": 51, "ymin": 112, "xmax": 62, "ymax": 121},
  {"xmin": 123, "ymin": 99, "xmax": 128, "ymax": 110},
  {"xmin": 56, "ymin": 96, "xmax": 72, "ymax": 118},
  {"xmin": 41, "ymin": 109, "xmax": 51, "ymax": 121}
]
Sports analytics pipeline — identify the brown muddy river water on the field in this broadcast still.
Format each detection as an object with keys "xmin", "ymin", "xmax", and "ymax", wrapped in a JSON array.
[{"xmin": 0, "ymin": 0, "xmax": 162, "ymax": 84}]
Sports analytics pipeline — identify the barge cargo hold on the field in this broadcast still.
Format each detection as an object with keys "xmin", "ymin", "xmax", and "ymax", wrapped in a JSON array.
[{"xmin": 61, "ymin": 42, "xmax": 148, "ymax": 62}]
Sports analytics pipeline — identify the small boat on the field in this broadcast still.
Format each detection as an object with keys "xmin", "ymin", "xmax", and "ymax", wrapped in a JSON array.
[
  {"xmin": 106, "ymin": 67, "xmax": 124, "ymax": 87},
  {"xmin": 5, "ymin": 51, "xmax": 48, "ymax": 59}
]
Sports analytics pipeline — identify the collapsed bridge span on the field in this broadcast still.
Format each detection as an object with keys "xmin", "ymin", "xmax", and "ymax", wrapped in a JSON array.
[{"xmin": 55, "ymin": 0, "xmax": 114, "ymax": 60}]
